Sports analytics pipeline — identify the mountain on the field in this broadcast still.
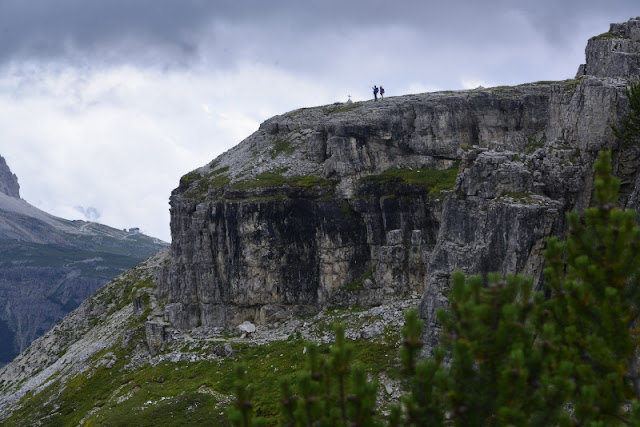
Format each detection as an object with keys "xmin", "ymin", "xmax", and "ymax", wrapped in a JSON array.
[
  {"xmin": 0, "ymin": 155, "xmax": 167, "ymax": 367},
  {"xmin": 0, "ymin": 156, "xmax": 19, "ymax": 199},
  {"xmin": 1, "ymin": 17, "xmax": 639, "ymax": 425},
  {"xmin": 158, "ymin": 18, "xmax": 639, "ymax": 350}
]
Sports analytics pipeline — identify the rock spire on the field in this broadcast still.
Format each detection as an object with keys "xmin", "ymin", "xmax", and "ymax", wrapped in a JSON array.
[{"xmin": 0, "ymin": 156, "xmax": 20, "ymax": 199}]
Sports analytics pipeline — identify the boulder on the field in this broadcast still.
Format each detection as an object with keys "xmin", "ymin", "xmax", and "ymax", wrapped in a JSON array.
[{"xmin": 237, "ymin": 321, "xmax": 256, "ymax": 335}]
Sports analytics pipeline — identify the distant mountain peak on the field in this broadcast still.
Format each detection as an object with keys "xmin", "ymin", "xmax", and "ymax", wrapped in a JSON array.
[{"xmin": 0, "ymin": 156, "xmax": 20, "ymax": 199}]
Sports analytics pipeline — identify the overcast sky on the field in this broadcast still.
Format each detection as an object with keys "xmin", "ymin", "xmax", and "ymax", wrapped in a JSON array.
[{"xmin": 0, "ymin": 1, "xmax": 638, "ymax": 242}]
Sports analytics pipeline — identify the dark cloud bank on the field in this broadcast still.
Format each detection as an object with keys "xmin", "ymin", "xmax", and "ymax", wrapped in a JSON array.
[{"xmin": 1, "ymin": 0, "xmax": 637, "ymax": 69}]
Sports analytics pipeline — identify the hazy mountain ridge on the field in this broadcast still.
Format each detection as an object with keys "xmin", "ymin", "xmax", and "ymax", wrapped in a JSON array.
[{"xmin": 0, "ymin": 157, "xmax": 167, "ymax": 367}]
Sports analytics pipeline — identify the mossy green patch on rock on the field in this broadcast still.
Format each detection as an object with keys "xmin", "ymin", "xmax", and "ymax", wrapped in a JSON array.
[
  {"xmin": 271, "ymin": 140, "xmax": 295, "ymax": 158},
  {"xmin": 532, "ymin": 80, "xmax": 559, "ymax": 85},
  {"xmin": 342, "ymin": 200, "xmax": 355, "ymax": 221},
  {"xmin": 179, "ymin": 171, "xmax": 201, "ymax": 188},
  {"xmin": 206, "ymin": 166, "xmax": 232, "ymax": 189},
  {"xmin": 562, "ymin": 76, "xmax": 585, "ymax": 93},
  {"xmin": 342, "ymin": 266, "xmax": 376, "ymax": 292},
  {"xmin": 591, "ymin": 31, "xmax": 630, "ymax": 41},
  {"xmin": 181, "ymin": 166, "xmax": 233, "ymax": 199},
  {"xmin": 360, "ymin": 164, "xmax": 459, "ymax": 194},
  {"xmin": 287, "ymin": 175, "xmax": 330, "ymax": 188},
  {"xmin": 324, "ymin": 102, "xmax": 362, "ymax": 114},
  {"xmin": 232, "ymin": 171, "xmax": 330, "ymax": 190},
  {"xmin": 207, "ymin": 165, "xmax": 230, "ymax": 177},
  {"xmin": 525, "ymin": 132, "xmax": 547, "ymax": 154}
]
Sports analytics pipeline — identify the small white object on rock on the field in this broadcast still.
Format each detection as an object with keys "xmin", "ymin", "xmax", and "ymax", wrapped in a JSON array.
[{"xmin": 237, "ymin": 321, "xmax": 256, "ymax": 335}]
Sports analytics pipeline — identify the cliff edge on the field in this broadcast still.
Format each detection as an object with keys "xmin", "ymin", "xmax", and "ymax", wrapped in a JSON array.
[{"xmin": 160, "ymin": 17, "xmax": 640, "ymax": 346}]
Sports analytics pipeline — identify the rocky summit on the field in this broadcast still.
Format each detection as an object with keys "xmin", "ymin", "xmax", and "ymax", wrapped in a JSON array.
[
  {"xmin": 0, "ymin": 156, "xmax": 19, "ymax": 199},
  {"xmin": 1, "ymin": 17, "xmax": 640, "ymax": 425}
]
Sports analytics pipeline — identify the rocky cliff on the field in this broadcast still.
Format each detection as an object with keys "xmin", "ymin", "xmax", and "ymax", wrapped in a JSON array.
[
  {"xmin": 0, "ymin": 157, "xmax": 168, "ymax": 366},
  {"xmin": 1, "ymin": 17, "xmax": 639, "ymax": 425},
  {"xmin": 0, "ymin": 156, "xmax": 19, "ymax": 199},
  {"xmin": 160, "ymin": 19, "xmax": 640, "ymax": 345}
]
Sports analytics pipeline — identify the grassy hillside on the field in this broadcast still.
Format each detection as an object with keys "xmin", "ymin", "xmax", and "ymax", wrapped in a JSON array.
[{"xmin": 0, "ymin": 254, "xmax": 416, "ymax": 426}]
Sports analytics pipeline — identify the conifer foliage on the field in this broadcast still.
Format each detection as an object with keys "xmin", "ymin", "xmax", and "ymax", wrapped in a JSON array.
[
  {"xmin": 277, "ymin": 323, "xmax": 379, "ymax": 426},
  {"xmin": 612, "ymin": 80, "xmax": 640, "ymax": 147},
  {"xmin": 227, "ymin": 364, "xmax": 266, "ymax": 426},
  {"xmin": 400, "ymin": 150, "xmax": 640, "ymax": 425},
  {"xmin": 541, "ymin": 150, "xmax": 640, "ymax": 424},
  {"xmin": 228, "ymin": 150, "xmax": 640, "ymax": 425}
]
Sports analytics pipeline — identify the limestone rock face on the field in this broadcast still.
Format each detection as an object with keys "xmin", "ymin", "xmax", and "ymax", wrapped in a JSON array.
[
  {"xmin": 0, "ymin": 156, "xmax": 19, "ymax": 199},
  {"xmin": 578, "ymin": 17, "xmax": 640, "ymax": 79},
  {"xmin": 158, "ymin": 19, "xmax": 640, "ymax": 347},
  {"xmin": 159, "ymin": 83, "xmax": 558, "ymax": 330}
]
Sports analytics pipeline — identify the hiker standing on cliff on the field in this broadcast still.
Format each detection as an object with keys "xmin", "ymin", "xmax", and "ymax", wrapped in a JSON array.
[
  {"xmin": 373, "ymin": 85, "xmax": 378, "ymax": 101},
  {"xmin": 380, "ymin": 86, "xmax": 385, "ymax": 100}
]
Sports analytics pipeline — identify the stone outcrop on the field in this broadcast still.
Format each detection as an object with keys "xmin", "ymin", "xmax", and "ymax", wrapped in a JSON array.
[
  {"xmin": 577, "ymin": 17, "xmax": 640, "ymax": 79},
  {"xmin": 159, "ymin": 19, "xmax": 640, "ymax": 338},
  {"xmin": 0, "ymin": 156, "xmax": 19, "ymax": 199},
  {"xmin": 159, "ymin": 84, "xmax": 555, "ymax": 329},
  {"xmin": 2, "ymin": 17, "xmax": 640, "ymax": 425},
  {"xmin": 422, "ymin": 17, "xmax": 640, "ymax": 353}
]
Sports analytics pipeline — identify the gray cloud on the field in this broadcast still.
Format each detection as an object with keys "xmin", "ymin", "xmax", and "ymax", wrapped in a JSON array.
[
  {"xmin": 1, "ymin": 1, "xmax": 637, "ymax": 70},
  {"xmin": 0, "ymin": 0, "xmax": 206, "ymax": 67},
  {"xmin": 74, "ymin": 205, "xmax": 101, "ymax": 221}
]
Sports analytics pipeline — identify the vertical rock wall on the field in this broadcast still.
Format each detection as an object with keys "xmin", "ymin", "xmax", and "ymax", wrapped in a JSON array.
[
  {"xmin": 161, "ymin": 18, "xmax": 640, "ymax": 334},
  {"xmin": 160, "ymin": 85, "xmax": 557, "ymax": 329}
]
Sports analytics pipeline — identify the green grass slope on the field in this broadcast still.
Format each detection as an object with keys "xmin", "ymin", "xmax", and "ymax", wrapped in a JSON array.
[{"xmin": 0, "ymin": 250, "xmax": 416, "ymax": 426}]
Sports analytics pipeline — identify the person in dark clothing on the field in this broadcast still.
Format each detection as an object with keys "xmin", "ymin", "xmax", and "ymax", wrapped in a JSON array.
[
  {"xmin": 373, "ymin": 85, "xmax": 378, "ymax": 101},
  {"xmin": 380, "ymin": 86, "xmax": 385, "ymax": 100}
]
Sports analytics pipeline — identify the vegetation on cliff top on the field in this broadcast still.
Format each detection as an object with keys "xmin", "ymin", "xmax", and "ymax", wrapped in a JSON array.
[
  {"xmin": 592, "ymin": 31, "xmax": 630, "ymax": 41},
  {"xmin": 180, "ymin": 166, "xmax": 334, "ymax": 200},
  {"xmin": 324, "ymin": 102, "xmax": 362, "ymax": 114}
]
